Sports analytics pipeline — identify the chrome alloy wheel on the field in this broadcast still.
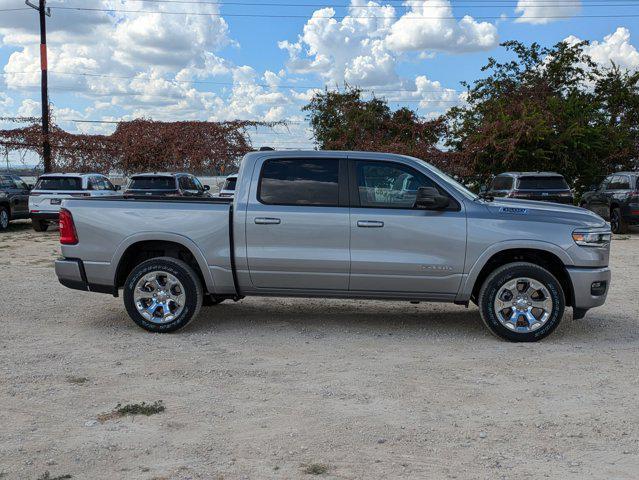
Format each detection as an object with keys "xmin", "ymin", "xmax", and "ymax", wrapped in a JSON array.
[
  {"xmin": 133, "ymin": 271, "xmax": 186, "ymax": 324},
  {"xmin": 0, "ymin": 209, "xmax": 8, "ymax": 229},
  {"xmin": 493, "ymin": 277, "xmax": 553, "ymax": 333}
]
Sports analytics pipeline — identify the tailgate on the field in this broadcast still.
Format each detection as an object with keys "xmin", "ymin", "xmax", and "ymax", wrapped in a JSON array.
[{"xmin": 29, "ymin": 191, "xmax": 86, "ymax": 212}]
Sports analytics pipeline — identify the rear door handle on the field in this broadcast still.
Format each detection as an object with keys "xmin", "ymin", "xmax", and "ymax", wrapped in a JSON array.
[
  {"xmin": 357, "ymin": 220, "xmax": 384, "ymax": 228},
  {"xmin": 254, "ymin": 217, "xmax": 281, "ymax": 225}
]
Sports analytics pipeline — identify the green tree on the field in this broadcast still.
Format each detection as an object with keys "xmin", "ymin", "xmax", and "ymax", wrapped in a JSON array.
[
  {"xmin": 445, "ymin": 40, "xmax": 639, "ymax": 194},
  {"xmin": 302, "ymin": 87, "xmax": 460, "ymax": 174}
]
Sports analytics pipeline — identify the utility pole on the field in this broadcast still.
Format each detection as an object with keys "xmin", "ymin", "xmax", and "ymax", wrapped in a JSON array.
[{"xmin": 26, "ymin": 0, "xmax": 52, "ymax": 173}]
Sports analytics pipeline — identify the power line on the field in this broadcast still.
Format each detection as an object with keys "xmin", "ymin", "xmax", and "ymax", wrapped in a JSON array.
[
  {"xmin": 46, "ymin": 0, "xmax": 639, "ymax": 6},
  {"xmin": 46, "ymin": 6, "xmax": 639, "ymax": 19},
  {"xmin": 1, "ymin": 71, "xmax": 462, "ymax": 94}
]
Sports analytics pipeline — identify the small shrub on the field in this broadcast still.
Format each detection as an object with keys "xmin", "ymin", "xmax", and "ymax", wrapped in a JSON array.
[{"xmin": 302, "ymin": 463, "xmax": 328, "ymax": 475}]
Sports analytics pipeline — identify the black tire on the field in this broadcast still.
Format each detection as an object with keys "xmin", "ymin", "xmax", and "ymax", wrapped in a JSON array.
[
  {"xmin": 32, "ymin": 219, "xmax": 49, "ymax": 232},
  {"xmin": 478, "ymin": 262, "xmax": 565, "ymax": 342},
  {"xmin": 123, "ymin": 256, "xmax": 203, "ymax": 333},
  {"xmin": 0, "ymin": 206, "xmax": 9, "ymax": 231},
  {"xmin": 202, "ymin": 295, "xmax": 226, "ymax": 306},
  {"xmin": 610, "ymin": 207, "xmax": 628, "ymax": 234}
]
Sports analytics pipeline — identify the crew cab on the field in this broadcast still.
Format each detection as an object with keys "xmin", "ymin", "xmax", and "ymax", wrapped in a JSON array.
[
  {"xmin": 580, "ymin": 172, "xmax": 639, "ymax": 234},
  {"xmin": 29, "ymin": 173, "xmax": 120, "ymax": 231},
  {"xmin": 0, "ymin": 174, "xmax": 32, "ymax": 231},
  {"xmin": 54, "ymin": 151, "xmax": 611, "ymax": 342}
]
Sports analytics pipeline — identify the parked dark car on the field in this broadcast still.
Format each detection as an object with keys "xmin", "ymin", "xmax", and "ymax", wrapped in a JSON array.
[
  {"xmin": 0, "ymin": 174, "xmax": 32, "ymax": 231},
  {"xmin": 123, "ymin": 173, "xmax": 210, "ymax": 197},
  {"xmin": 580, "ymin": 172, "xmax": 639, "ymax": 234},
  {"xmin": 485, "ymin": 172, "xmax": 574, "ymax": 204}
]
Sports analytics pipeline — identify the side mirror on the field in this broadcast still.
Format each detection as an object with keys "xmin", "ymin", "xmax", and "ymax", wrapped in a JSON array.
[
  {"xmin": 28, "ymin": 184, "xmax": 34, "ymax": 190},
  {"xmin": 479, "ymin": 184, "xmax": 488, "ymax": 194},
  {"xmin": 414, "ymin": 187, "xmax": 450, "ymax": 210},
  {"xmin": 203, "ymin": 185, "xmax": 210, "ymax": 191},
  {"xmin": 589, "ymin": 184, "xmax": 598, "ymax": 192},
  {"xmin": 114, "ymin": 185, "xmax": 121, "ymax": 191}
]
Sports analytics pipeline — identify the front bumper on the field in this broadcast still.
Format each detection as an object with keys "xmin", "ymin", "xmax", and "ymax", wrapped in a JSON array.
[
  {"xmin": 567, "ymin": 266, "xmax": 611, "ymax": 309},
  {"xmin": 55, "ymin": 258, "xmax": 116, "ymax": 295}
]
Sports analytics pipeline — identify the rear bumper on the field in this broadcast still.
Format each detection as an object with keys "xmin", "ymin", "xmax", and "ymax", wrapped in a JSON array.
[
  {"xmin": 55, "ymin": 258, "xmax": 116, "ymax": 295},
  {"xmin": 621, "ymin": 205, "xmax": 639, "ymax": 224},
  {"xmin": 567, "ymin": 266, "xmax": 611, "ymax": 310},
  {"xmin": 30, "ymin": 211, "xmax": 59, "ymax": 222}
]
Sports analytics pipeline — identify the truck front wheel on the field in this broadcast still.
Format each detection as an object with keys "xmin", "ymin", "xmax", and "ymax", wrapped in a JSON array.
[
  {"xmin": 478, "ymin": 262, "xmax": 565, "ymax": 342},
  {"xmin": 123, "ymin": 257, "xmax": 203, "ymax": 333}
]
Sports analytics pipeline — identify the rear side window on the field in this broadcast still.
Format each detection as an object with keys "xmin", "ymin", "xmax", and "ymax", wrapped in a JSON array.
[
  {"xmin": 517, "ymin": 176, "xmax": 569, "ymax": 190},
  {"xmin": 223, "ymin": 177, "xmax": 237, "ymax": 191},
  {"xmin": 35, "ymin": 176, "xmax": 82, "ymax": 191},
  {"xmin": 490, "ymin": 176, "xmax": 513, "ymax": 191},
  {"xmin": 258, "ymin": 159, "xmax": 339, "ymax": 206},
  {"xmin": 129, "ymin": 176, "xmax": 176, "ymax": 190}
]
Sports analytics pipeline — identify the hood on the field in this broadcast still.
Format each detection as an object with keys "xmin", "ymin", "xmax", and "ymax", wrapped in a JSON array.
[{"xmin": 480, "ymin": 197, "xmax": 607, "ymax": 229}]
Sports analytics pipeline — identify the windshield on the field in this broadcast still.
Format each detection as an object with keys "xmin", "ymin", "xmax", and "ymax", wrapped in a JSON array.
[
  {"xmin": 414, "ymin": 159, "xmax": 477, "ymax": 200},
  {"xmin": 128, "ymin": 176, "xmax": 175, "ymax": 190},
  {"xmin": 222, "ymin": 177, "xmax": 237, "ymax": 191},
  {"xmin": 518, "ymin": 176, "xmax": 569, "ymax": 190},
  {"xmin": 35, "ymin": 176, "xmax": 82, "ymax": 191}
]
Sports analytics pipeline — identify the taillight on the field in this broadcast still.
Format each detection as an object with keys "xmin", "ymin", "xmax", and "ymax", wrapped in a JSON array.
[{"xmin": 59, "ymin": 208, "xmax": 78, "ymax": 245}]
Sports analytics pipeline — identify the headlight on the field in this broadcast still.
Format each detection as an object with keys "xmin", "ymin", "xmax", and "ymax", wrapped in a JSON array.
[{"xmin": 572, "ymin": 229, "xmax": 611, "ymax": 247}]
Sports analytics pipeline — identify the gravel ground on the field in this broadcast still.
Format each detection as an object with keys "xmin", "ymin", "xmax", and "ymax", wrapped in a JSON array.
[{"xmin": 1, "ymin": 220, "xmax": 638, "ymax": 480}]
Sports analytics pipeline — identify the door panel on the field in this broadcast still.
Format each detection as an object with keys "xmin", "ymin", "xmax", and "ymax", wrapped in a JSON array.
[
  {"xmin": 245, "ymin": 157, "xmax": 350, "ymax": 290},
  {"xmin": 349, "ymin": 159, "xmax": 466, "ymax": 295},
  {"xmin": 246, "ymin": 205, "xmax": 350, "ymax": 289}
]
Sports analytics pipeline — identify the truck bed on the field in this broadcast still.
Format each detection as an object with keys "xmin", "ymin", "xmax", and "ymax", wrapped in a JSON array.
[{"xmin": 59, "ymin": 196, "xmax": 237, "ymax": 296}]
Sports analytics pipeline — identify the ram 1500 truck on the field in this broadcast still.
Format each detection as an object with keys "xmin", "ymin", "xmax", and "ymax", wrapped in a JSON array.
[{"xmin": 54, "ymin": 151, "xmax": 612, "ymax": 342}]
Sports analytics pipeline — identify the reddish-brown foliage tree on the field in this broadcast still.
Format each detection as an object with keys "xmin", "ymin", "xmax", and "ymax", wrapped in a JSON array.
[{"xmin": 0, "ymin": 118, "xmax": 278, "ymax": 174}]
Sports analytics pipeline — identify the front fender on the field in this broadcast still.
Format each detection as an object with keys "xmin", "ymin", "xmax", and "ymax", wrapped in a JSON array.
[{"xmin": 457, "ymin": 239, "xmax": 572, "ymax": 301}]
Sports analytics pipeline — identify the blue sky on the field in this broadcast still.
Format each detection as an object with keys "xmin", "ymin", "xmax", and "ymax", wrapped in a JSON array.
[{"xmin": 1, "ymin": 0, "xmax": 638, "ymax": 162}]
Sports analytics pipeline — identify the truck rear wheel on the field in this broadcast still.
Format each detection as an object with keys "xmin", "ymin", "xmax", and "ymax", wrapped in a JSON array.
[
  {"xmin": 478, "ymin": 262, "xmax": 565, "ymax": 342},
  {"xmin": 123, "ymin": 257, "xmax": 203, "ymax": 333}
]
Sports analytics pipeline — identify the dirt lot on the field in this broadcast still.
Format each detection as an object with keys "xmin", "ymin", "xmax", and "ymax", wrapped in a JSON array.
[{"xmin": 1, "ymin": 221, "xmax": 638, "ymax": 480}]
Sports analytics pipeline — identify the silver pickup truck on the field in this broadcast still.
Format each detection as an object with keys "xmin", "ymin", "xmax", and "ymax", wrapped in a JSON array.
[{"xmin": 55, "ymin": 151, "xmax": 611, "ymax": 342}]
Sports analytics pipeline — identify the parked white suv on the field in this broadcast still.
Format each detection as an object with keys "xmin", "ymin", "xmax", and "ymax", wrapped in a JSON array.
[
  {"xmin": 29, "ymin": 173, "xmax": 120, "ymax": 231},
  {"xmin": 218, "ymin": 173, "xmax": 237, "ymax": 198}
]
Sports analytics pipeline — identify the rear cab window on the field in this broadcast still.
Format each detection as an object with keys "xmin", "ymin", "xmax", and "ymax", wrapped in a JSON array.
[
  {"xmin": 35, "ymin": 176, "xmax": 82, "ymax": 191},
  {"xmin": 517, "ymin": 176, "xmax": 569, "ymax": 190},
  {"xmin": 258, "ymin": 158, "xmax": 340, "ymax": 206},
  {"xmin": 490, "ymin": 176, "xmax": 513, "ymax": 191},
  {"xmin": 128, "ymin": 176, "xmax": 176, "ymax": 190}
]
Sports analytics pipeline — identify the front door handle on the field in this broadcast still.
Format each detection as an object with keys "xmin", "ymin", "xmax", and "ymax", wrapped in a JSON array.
[
  {"xmin": 254, "ymin": 217, "xmax": 281, "ymax": 225},
  {"xmin": 357, "ymin": 220, "xmax": 384, "ymax": 228}
]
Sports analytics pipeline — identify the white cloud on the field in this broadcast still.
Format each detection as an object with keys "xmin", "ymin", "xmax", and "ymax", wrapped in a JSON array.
[
  {"xmin": 385, "ymin": 1, "xmax": 498, "ymax": 52},
  {"xmin": 515, "ymin": 0, "xmax": 581, "ymax": 25},
  {"xmin": 565, "ymin": 27, "xmax": 639, "ymax": 71},
  {"xmin": 279, "ymin": 1, "xmax": 497, "ymax": 86}
]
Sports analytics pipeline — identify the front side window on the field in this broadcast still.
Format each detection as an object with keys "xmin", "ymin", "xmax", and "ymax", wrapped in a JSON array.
[
  {"xmin": 0, "ymin": 176, "xmax": 12, "ymax": 188},
  {"xmin": 259, "ymin": 159, "xmax": 339, "ymax": 206},
  {"xmin": 355, "ymin": 160, "xmax": 439, "ymax": 209}
]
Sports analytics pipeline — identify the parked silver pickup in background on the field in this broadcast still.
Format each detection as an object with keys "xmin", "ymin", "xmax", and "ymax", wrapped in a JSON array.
[{"xmin": 55, "ymin": 151, "xmax": 611, "ymax": 341}]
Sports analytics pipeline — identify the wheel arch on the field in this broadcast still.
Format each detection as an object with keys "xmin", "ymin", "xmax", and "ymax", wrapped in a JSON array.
[
  {"xmin": 462, "ymin": 243, "xmax": 574, "ymax": 307},
  {"xmin": 112, "ymin": 233, "xmax": 215, "ymax": 293}
]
